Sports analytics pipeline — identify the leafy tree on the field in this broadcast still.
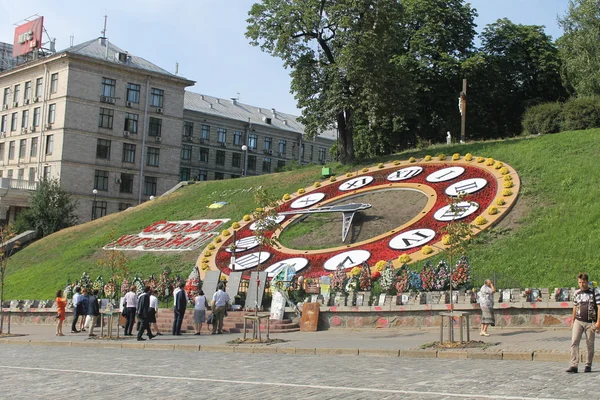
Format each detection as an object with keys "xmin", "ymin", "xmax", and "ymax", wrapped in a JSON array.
[
  {"xmin": 22, "ymin": 179, "xmax": 79, "ymax": 237},
  {"xmin": 558, "ymin": 0, "xmax": 600, "ymax": 97}
]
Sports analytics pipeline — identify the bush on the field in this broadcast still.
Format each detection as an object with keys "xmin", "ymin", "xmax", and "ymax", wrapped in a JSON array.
[
  {"xmin": 562, "ymin": 97, "xmax": 600, "ymax": 131},
  {"xmin": 522, "ymin": 102, "xmax": 563, "ymax": 135}
]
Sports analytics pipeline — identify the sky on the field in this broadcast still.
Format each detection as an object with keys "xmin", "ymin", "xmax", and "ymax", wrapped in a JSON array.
[{"xmin": 0, "ymin": 0, "xmax": 570, "ymax": 116}]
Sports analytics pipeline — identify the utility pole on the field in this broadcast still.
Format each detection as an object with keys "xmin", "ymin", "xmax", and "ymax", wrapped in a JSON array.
[{"xmin": 459, "ymin": 78, "xmax": 467, "ymax": 143}]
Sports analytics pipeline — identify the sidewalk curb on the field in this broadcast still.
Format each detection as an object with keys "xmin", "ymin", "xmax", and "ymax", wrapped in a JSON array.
[{"xmin": 0, "ymin": 339, "xmax": 576, "ymax": 363}]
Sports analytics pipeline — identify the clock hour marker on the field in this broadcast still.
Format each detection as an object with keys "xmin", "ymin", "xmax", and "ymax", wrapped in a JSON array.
[
  {"xmin": 290, "ymin": 192, "xmax": 326, "ymax": 209},
  {"xmin": 249, "ymin": 214, "xmax": 286, "ymax": 230},
  {"xmin": 323, "ymin": 250, "xmax": 371, "ymax": 271},
  {"xmin": 339, "ymin": 176, "xmax": 374, "ymax": 191},
  {"xmin": 225, "ymin": 236, "xmax": 260, "ymax": 252},
  {"xmin": 433, "ymin": 201, "xmax": 479, "ymax": 221},
  {"xmin": 388, "ymin": 228, "xmax": 436, "ymax": 250},
  {"xmin": 231, "ymin": 252, "xmax": 271, "ymax": 271},
  {"xmin": 426, "ymin": 167, "xmax": 465, "ymax": 183},
  {"xmin": 387, "ymin": 166, "xmax": 423, "ymax": 182},
  {"xmin": 445, "ymin": 178, "xmax": 488, "ymax": 196},
  {"xmin": 264, "ymin": 257, "xmax": 309, "ymax": 277}
]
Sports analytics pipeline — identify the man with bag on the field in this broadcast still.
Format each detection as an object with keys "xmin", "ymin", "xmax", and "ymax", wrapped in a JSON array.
[
  {"xmin": 211, "ymin": 282, "xmax": 230, "ymax": 335},
  {"xmin": 566, "ymin": 273, "xmax": 600, "ymax": 373}
]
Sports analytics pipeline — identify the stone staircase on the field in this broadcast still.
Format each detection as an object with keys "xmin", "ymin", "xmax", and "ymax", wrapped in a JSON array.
[{"xmin": 155, "ymin": 310, "xmax": 299, "ymax": 334}]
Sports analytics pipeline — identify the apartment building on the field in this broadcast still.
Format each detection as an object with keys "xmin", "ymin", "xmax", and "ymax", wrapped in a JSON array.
[{"xmin": 0, "ymin": 37, "xmax": 334, "ymax": 224}]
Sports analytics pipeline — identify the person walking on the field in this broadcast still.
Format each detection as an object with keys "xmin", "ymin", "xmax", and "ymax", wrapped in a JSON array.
[
  {"xmin": 193, "ymin": 290, "xmax": 208, "ymax": 335},
  {"xmin": 55, "ymin": 290, "xmax": 67, "ymax": 336},
  {"xmin": 566, "ymin": 273, "xmax": 600, "ymax": 373},
  {"xmin": 70, "ymin": 286, "xmax": 83, "ymax": 333},
  {"xmin": 478, "ymin": 279, "xmax": 495, "ymax": 336},
  {"xmin": 211, "ymin": 282, "xmax": 230, "ymax": 335},
  {"xmin": 172, "ymin": 282, "xmax": 187, "ymax": 335},
  {"xmin": 149, "ymin": 289, "xmax": 161, "ymax": 335},
  {"xmin": 84, "ymin": 289, "xmax": 100, "ymax": 337},
  {"xmin": 136, "ymin": 286, "xmax": 154, "ymax": 341},
  {"xmin": 79, "ymin": 288, "xmax": 90, "ymax": 332},
  {"xmin": 123, "ymin": 285, "xmax": 138, "ymax": 336}
]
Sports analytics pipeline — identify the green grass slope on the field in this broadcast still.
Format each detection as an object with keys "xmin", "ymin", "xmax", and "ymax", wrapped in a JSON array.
[{"xmin": 5, "ymin": 129, "xmax": 600, "ymax": 299}]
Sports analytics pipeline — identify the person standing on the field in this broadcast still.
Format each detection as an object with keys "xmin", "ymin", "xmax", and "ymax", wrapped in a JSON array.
[
  {"xmin": 123, "ymin": 285, "xmax": 138, "ymax": 336},
  {"xmin": 211, "ymin": 283, "xmax": 230, "ymax": 335},
  {"xmin": 478, "ymin": 279, "xmax": 495, "ymax": 336},
  {"xmin": 136, "ymin": 286, "xmax": 154, "ymax": 341},
  {"xmin": 79, "ymin": 288, "xmax": 90, "ymax": 332},
  {"xmin": 149, "ymin": 289, "xmax": 161, "ymax": 335},
  {"xmin": 172, "ymin": 282, "xmax": 187, "ymax": 335},
  {"xmin": 193, "ymin": 290, "xmax": 208, "ymax": 335},
  {"xmin": 566, "ymin": 273, "xmax": 600, "ymax": 373},
  {"xmin": 70, "ymin": 287, "xmax": 82, "ymax": 333},
  {"xmin": 84, "ymin": 289, "xmax": 100, "ymax": 337},
  {"xmin": 55, "ymin": 290, "xmax": 67, "ymax": 336}
]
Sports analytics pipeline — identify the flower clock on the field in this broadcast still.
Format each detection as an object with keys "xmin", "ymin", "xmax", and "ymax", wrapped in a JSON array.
[{"xmin": 201, "ymin": 155, "xmax": 520, "ymax": 280}]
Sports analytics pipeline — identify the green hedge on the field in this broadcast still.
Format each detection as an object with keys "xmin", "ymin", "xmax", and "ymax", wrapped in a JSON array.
[
  {"xmin": 522, "ymin": 102, "xmax": 563, "ymax": 135},
  {"xmin": 562, "ymin": 97, "xmax": 600, "ymax": 131},
  {"xmin": 522, "ymin": 97, "xmax": 600, "ymax": 135}
]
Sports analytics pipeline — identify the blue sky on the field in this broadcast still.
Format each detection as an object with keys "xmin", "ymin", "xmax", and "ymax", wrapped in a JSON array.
[{"xmin": 0, "ymin": 0, "xmax": 569, "ymax": 115}]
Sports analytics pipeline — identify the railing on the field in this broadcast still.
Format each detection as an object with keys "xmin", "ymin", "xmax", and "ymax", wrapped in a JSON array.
[{"xmin": 0, "ymin": 178, "xmax": 39, "ymax": 191}]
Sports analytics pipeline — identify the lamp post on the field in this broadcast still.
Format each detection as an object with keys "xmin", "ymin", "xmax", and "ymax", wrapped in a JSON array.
[
  {"xmin": 241, "ymin": 145, "xmax": 248, "ymax": 177},
  {"xmin": 149, "ymin": 195, "xmax": 155, "ymax": 201},
  {"xmin": 92, "ymin": 189, "xmax": 98, "ymax": 220}
]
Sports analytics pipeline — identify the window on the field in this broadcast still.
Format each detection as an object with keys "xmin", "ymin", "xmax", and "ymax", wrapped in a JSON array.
[
  {"xmin": 24, "ymin": 81, "xmax": 31, "ymax": 101},
  {"xmin": 50, "ymin": 73, "xmax": 58, "ymax": 94},
  {"xmin": 21, "ymin": 110, "xmax": 29, "ymax": 128},
  {"xmin": 96, "ymin": 138, "xmax": 111, "ymax": 159},
  {"xmin": 92, "ymin": 201, "xmax": 107, "ymax": 220},
  {"xmin": 1, "ymin": 115, "xmax": 6, "ymax": 133},
  {"xmin": 247, "ymin": 155, "xmax": 257, "ymax": 171},
  {"xmin": 43, "ymin": 166, "xmax": 51, "ymax": 180},
  {"xmin": 144, "ymin": 176, "xmax": 157, "ymax": 196},
  {"xmin": 8, "ymin": 141, "xmax": 15, "ymax": 160},
  {"xmin": 150, "ymin": 88, "xmax": 164, "ymax": 107},
  {"xmin": 48, "ymin": 104, "xmax": 56, "ymax": 123},
  {"xmin": 277, "ymin": 160, "xmax": 286, "ymax": 170},
  {"xmin": 233, "ymin": 131, "xmax": 242, "ymax": 146},
  {"xmin": 33, "ymin": 107, "xmax": 40, "ymax": 127},
  {"xmin": 94, "ymin": 170, "xmax": 109, "ymax": 191},
  {"xmin": 181, "ymin": 144, "xmax": 192, "ymax": 160},
  {"xmin": 0, "ymin": 143, "xmax": 4, "ymax": 160},
  {"xmin": 122, "ymin": 143, "xmax": 136, "ymax": 163},
  {"xmin": 232, "ymin": 152, "xmax": 241, "ymax": 168},
  {"xmin": 180, "ymin": 167, "xmax": 191, "ymax": 181},
  {"xmin": 248, "ymin": 134, "xmax": 257, "ymax": 150},
  {"xmin": 99, "ymin": 108, "xmax": 114, "ymax": 129},
  {"xmin": 28, "ymin": 167, "xmax": 35, "ymax": 182},
  {"xmin": 19, "ymin": 139, "xmax": 26, "ymax": 158},
  {"xmin": 120, "ymin": 173, "xmax": 134, "ymax": 193},
  {"xmin": 118, "ymin": 203, "xmax": 132, "ymax": 211},
  {"xmin": 201, "ymin": 124, "xmax": 210, "ymax": 140},
  {"xmin": 149, "ymin": 117, "xmax": 161, "ymax": 137},
  {"xmin": 197, "ymin": 170, "xmax": 207, "ymax": 181},
  {"xmin": 309, "ymin": 145, "xmax": 314, "ymax": 161},
  {"xmin": 318, "ymin": 147, "xmax": 327, "ymax": 162},
  {"xmin": 217, "ymin": 128, "xmax": 227, "ymax": 144},
  {"xmin": 279, "ymin": 140, "xmax": 287, "ymax": 155},
  {"xmin": 35, "ymin": 78, "xmax": 43, "ymax": 98},
  {"xmin": 263, "ymin": 157, "xmax": 272, "ymax": 172},
  {"xmin": 10, "ymin": 113, "xmax": 17, "ymax": 131},
  {"xmin": 17, "ymin": 168, "xmax": 24, "ymax": 180},
  {"xmin": 2, "ymin": 88, "xmax": 9, "ymax": 106},
  {"xmin": 146, "ymin": 147, "xmax": 160, "ymax": 166},
  {"xmin": 214, "ymin": 172, "xmax": 224, "ymax": 180},
  {"xmin": 264, "ymin": 137, "xmax": 272, "ymax": 151},
  {"xmin": 30, "ymin": 137, "xmax": 38, "ymax": 157},
  {"xmin": 101, "ymin": 77, "xmax": 116, "ymax": 98},
  {"xmin": 13, "ymin": 84, "xmax": 20, "ymax": 103},
  {"xmin": 300, "ymin": 143, "xmax": 305, "ymax": 159},
  {"xmin": 7, "ymin": 170, "xmax": 12, "ymax": 179},
  {"xmin": 199, "ymin": 147, "xmax": 209, "ymax": 162},
  {"xmin": 45, "ymin": 135, "xmax": 54, "ymax": 155},
  {"xmin": 124, "ymin": 113, "xmax": 138, "ymax": 133},
  {"xmin": 126, "ymin": 83, "xmax": 140, "ymax": 103},
  {"xmin": 183, "ymin": 121, "xmax": 194, "ymax": 137},
  {"xmin": 216, "ymin": 150, "xmax": 225, "ymax": 166}
]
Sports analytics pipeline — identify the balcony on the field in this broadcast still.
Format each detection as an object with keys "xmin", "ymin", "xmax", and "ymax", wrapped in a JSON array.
[
  {"xmin": 0, "ymin": 178, "xmax": 39, "ymax": 191},
  {"xmin": 0, "ymin": 178, "xmax": 39, "ymax": 222}
]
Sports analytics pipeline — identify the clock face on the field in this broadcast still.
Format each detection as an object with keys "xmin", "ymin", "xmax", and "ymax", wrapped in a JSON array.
[{"xmin": 203, "ymin": 156, "xmax": 519, "ymax": 278}]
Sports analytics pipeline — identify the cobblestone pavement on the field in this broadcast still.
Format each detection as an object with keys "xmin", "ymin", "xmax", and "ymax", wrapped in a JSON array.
[{"xmin": 0, "ymin": 344, "xmax": 597, "ymax": 400}]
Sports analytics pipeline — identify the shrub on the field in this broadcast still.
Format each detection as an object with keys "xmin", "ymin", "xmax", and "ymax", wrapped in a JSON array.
[
  {"xmin": 563, "ymin": 97, "xmax": 600, "ymax": 131},
  {"xmin": 522, "ymin": 102, "xmax": 563, "ymax": 135}
]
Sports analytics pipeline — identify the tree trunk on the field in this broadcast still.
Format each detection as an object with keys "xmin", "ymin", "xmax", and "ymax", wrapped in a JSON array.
[{"xmin": 337, "ymin": 109, "xmax": 355, "ymax": 164}]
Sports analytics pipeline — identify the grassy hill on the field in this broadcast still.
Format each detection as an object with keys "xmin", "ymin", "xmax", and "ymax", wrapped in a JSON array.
[{"xmin": 5, "ymin": 128, "xmax": 600, "ymax": 299}]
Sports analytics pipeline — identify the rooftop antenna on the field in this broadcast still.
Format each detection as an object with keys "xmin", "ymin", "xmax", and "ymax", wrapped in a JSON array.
[
  {"xmin": 175, "ymin": 61, "xmax": 179, "ymax": 75},
  {"xmin": 101, "ymin": 15, "xmax": 108, "ymax": 38},
  {"xmin": 70, "ymin": 35, "xmax": 74, "ymax": 47},
  {"xmin": 237, "ymin": 92, "xmax": 240, "ymax": 100}
]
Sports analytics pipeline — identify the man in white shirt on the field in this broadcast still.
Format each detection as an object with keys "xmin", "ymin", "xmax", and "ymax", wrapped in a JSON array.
[
  {"xmin": 70, "ymin": 287, "xmax": 82, "ymax": 333},
  {"xmin": 149, "ymin": 289, "xmax": 161, "ymax": 335},
  {"xmin": 211, "ymin": 282, "xmax": 230, "ymax": 335}
]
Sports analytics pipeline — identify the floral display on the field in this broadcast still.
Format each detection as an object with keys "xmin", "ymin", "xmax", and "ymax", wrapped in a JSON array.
[
  {"xmin": 92, "ymin": 275, "xmax": 105, "ymax": 296},
  {"xmin": 422, "ymin": 245, "xmax": 433, "ymax": 255},
  {"xmin": 395, "ymin": 266, "xmax": 409, "ymax": 293},
  {"xmin": 184, "ymin": 267, "xmax": 200, "ymax": 299},
  {"xmin": 358, "ymin": 262, "xmax": 372, "ymax": 291},
  {"xmin": 398, "ymin": 254, "xmax": 411, "ymax": 264},
  {"xmin": 297, "ymin": 188, "xmax": 305, "ymax": 194},
  {"xmin": 350, "ymin": 266, "xmax": 361, "ymax": 277},
  {"xmin": 103, "ymin": 281, "xmax": 116, "ymax": 299},
  {"xmin": 378, "ymin": 163, "xmax": 385, "ymax": 169},
  {"xmin": 379, "ymin": 264, "xmax": 395, "ymax": 292},
  {"xmin": 282, "ymin": 193, "xmax": 291, "ymax": 201},
  {"xmin": 79, "ymin": 272, "xmax": 91, "ymax": 291},
  {"xmin": 64, "ymin": 282, "xmax": 73, "ymax": 299},
  {"xmin": 314, "ymin": 182, "xmax": 321, "ymax": 187},
  {"xmin": 464, "ymin": 153, "xmax": 473, "ymax": 161},
  {"xmin": 331, "ymin": 265, "xmax": 347, "ymax": 293},
  {"xmin": 433, "ymin": 261, "xmax": 450, "ymax": 290},
  {"xmin": 476, "ymin": 156, "xmax": 485, "ymax": 163},
  {"xmin": 502, "ymin": 189, "xmax": 513, "ymax": 196},
  {"xmin": 345, "ymin": 276, "xmax": 358, "ymax": 292},
  {"xmin": 451, "ymin": 256, "xmax": 471, "ymax": 289},
  {"xmin": 488, "ymin": 206, "xmax": 498, "ymax": 215},
  {"xmin": 485, "ymin": 158, "xmax": 494, "ymax": 166},
  {"xmin": 371, "ymin": 271, "xmax": 381, "ymax": 281},
  {"xmin": 496, "ymin": 198, "xmax": 506, "ymax": 206},
  {"xmin": 504, "ymin": 181, "xmax": 514, "ymax": 188},
  {"xmin": 504, "ymin": 175, "xmax": 512, "ymax": 181},
  {"xmin": 155, "ymin": 269, "xmax": 173, "ymax": 302},
  {"xmin": 120, "ymin": 278, "xmax": 130, "ymax": 297},
  {"xmin": 374, "ymin": 260, "xmax": 387, "ymax": 272},
  {"xmin": 424, "ymin": 155, "xmax": 432, "ymax": 161},
  {"xmin": 408, "ymin": 271, "xmax": 423, "ymax": 291},
  {"xmin": 437, "ymin": 154, "xmax": 446, "ymax": 161},
  {"xmin": 419, "ymin": 261, "xmax": 435, "ymax": 291},
  {"xmin": 132, "ymin": 276, "xmax": 144, "ymax": 295},
  {"xmin": 499, "ymin": 167, "xmax": 509, "ymax": 175},
  {"xmin": 452, "ymin": 153, "xmax": 460, "ymax": 160},
  {"xmin": 474, "ymin": 216, "xmax": 487, "ymax": 225}
]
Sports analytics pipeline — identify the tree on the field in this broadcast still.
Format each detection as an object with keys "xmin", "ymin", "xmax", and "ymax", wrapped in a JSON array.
[
  {"xmin": 558, "ymin": 0, "xmax": 600, "ymax": 97},
  {"xmin": 22, "ymin": 179, "xmax": 79, "ymax": 237},
  {"xmin": 0, "ymin": 226, "xmax": 19, "ymax": 334},
  {"xmin": 246, "ymin": 0, "xmax": 412, "ymax": 164}
]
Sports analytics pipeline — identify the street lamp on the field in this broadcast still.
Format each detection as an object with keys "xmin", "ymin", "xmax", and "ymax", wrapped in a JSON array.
[
  {"xmin": 241, "ymin": 145, "xmax": 248, "ymax": 177},
  {"xmin": 92, "ymin": 189, "xmax": 98, "ymax": 220},
  {"xmin": 149, "ymin": 195, "xmax": 155, "ymax": 201}
]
